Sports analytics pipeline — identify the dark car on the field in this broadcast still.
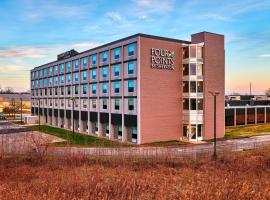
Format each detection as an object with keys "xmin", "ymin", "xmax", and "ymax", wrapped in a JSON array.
[{"xmin": 0, "ymin": 114, "xmax": 6, "ymax": 120}]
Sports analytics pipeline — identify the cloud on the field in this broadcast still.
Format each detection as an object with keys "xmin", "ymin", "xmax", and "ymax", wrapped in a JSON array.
[
  {"xmin": 0, "ymin": 64, "xmax": 30, "ymax": 73},
  {"xmin": 105, "ymin": 12, "xmax": 123, "ymax": 22},
  {"xmin": 134, "ymin": 0, "xmax": 173, "ymax": 12},
  {"xmin": 0, "ymin": 47, "xmax": 50, "ymax": 58},
  {"xmin": 71, "ymin": 42, "xmax": 101, "ymax": 51},
  {"xmin": 201, "ymin": 14, "xmax": 232, "ymax": 22},
  {"xmin": 257, "ymin": 54, "xmax": 270, "ymax": 58}
]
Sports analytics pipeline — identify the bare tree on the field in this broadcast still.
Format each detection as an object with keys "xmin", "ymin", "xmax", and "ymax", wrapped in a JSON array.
[{"xmin": 265, "ymin": 88, "xmax": 270, "ymax": 96}]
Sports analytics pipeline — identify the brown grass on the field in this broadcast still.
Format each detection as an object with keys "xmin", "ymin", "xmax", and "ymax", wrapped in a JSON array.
[{"xmin": 0, "ymin": 147, "xmax": 270, "ymax": 200}]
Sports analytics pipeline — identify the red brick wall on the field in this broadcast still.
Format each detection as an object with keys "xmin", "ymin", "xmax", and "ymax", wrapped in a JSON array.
[
  {"xmin": 191, "ymin": 32, "xmax": 225, "ymax": 139},
  {"xmin": 139, "ymin": 37, "xmax": 182, "ymax": 144}
]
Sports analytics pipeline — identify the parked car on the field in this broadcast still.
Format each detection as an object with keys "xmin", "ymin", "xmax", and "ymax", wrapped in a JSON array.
[{"xmin": 0, "ymin": 114, "xmax": 6, "ymax": 120}]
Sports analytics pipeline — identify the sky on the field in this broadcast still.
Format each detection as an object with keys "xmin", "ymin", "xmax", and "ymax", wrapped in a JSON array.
[{"xmin": 0, "ymin": 0, "xmax": 269, "ymax": 94}]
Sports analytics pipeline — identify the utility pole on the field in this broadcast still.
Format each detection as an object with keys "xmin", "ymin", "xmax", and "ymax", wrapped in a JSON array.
[{"xmin": 209, "ymin": 91, "xmax": 220, "ymax": 160}]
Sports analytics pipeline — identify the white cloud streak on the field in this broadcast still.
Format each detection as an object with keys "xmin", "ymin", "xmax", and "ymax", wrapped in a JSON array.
[
  {"xmin": 257, "ymin": 54, "xmax": 270, "ymax": 58},
  {"xmin": 0, "ymin": 47, "xmax": 50, "ymax": 58}
]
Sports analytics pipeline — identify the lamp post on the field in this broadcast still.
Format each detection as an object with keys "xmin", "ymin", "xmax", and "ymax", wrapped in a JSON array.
[
  {"xmin": 209, "ymin": 91, "xmax": 220, "ymax": 160},
  {"xmin": 38, "ymin": 98, "xmax": 41, "ymax": 130},
  {"xmin": 70, "ymin": 97, "xmax": 75, "ymax": 139},
  {"xmin": 20, "ymin": 97, "xmax": 23, "ymax": 123}
]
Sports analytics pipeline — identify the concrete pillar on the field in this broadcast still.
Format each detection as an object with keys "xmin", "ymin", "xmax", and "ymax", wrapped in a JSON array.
[
  {"xmin": 87, "ymin": 111, "xmax": 91, "ymax": 135},
  {"xmin": 122, "ymin": 126, "xmax": 128, "ymax": 142},
  {"xmin": 109, "ymin": 124, "xmax": 115, "ymax": 140},
  {"xmin": 234, "ymin": 108, "xmax": 237, "ymax": 127},
  {"xmin": 255, "ymin": 107, "xmax": 257, "ymax": 124},
  {"xmin": 245, "ymin": 107, "xmax": 247, "ymax": 125}
]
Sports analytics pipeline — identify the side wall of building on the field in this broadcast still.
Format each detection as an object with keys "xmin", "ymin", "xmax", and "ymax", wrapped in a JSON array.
[
  {"xmin": 191, "ymin": 32, "xmax": 225, "ymax": 139},
  {"xmin": 139, "ymin": 37, "xmax": 182, "ymax": 144}
]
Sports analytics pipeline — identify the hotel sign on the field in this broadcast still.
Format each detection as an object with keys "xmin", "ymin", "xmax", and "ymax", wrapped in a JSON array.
[{"xmin": 151, "ymin": 48, "xmax": 175, "ymax": 70}]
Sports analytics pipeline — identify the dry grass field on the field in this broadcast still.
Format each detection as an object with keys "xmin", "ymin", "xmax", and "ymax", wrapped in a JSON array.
[{"xmin": 0, "ymin": 147, "xmax": 269, "ymax": 200}]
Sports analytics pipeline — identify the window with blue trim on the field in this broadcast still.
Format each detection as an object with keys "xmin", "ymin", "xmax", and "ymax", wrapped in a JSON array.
[
  {"xmin": 39, "ymin": 80, "xmax": 43, "ymax": 87},
  {"xmin": 102, "ymin": 51, "xmax": 107, "ymax": 62},
  {"xmin": 82, "ymin": 57, "xmax": 87, "ymax": 67},
  {"xmin": 43, "ymin": 68, "xmax": 48, "ymax": 77},
  {"xmin": 92, "ymin": 84, "xmax": 96, "ymax": 94},
  {"xmin": 114, "ymin": 64, "xmax": 120, "ymax": 76},
  {"xmin": 74, "ymin": 85, "xmax": 79, "ymax": 95},
  {"xmin": 32, "ymin": 81, "xmax": 34, "ymax": 87},
  {"xmin": 49, "ymin": 78, "xmax": 53, "ymax": 86},
  {"xmin": 128, "ymin": 80, "xmax": 134, "ymax": 92},
  {"xmin": 91, "ymin": 69, "xmax": 96, "ymax": 79},
  {"xmin": 114, "ymin": 81, "xmax": 120, "ymax": 93},
  {"xmin": 54, "ymin": 65, "xmax": 58, "ymax": 74},
  {"xmin": 32, "ymin": 72, "xmax": 35, "ymax": 79},
  {"xmin": 92, "ymin": 54, "xmax": 97, "ymax": 65},
  {"xmin": 114, "ymin": 48, "xmax": 120, "ymax": 60},
  {"xmin": 44, "ymin": 79, "xmax": 47, "ymax": 87},
  {"xmin": 49, "ymin": 67, "xmax": 53, "ymax": 76},
  {"xmin": 74, "ymin": 59, "xmax": 79, "ymax": 69},
  {"xmin": 102, "ymin": 67, "xmax": 108, "ymax": 78},
  {"xmin": 67, "ymin": 62, "xmax": 71, "ymax": 73},
  {"xmin": 128, "ymin": 44, "xmax": 135, "ymax": 56},
  {"xmin": 82, "ymin": 84, "xmax": 87, "ymax": 94},
  {"xmin": 82, "ymin": 71, "xmax": 87, "ymax": 81},
  {"xmin": 67, "ymin": 86, "xmax": 71, "ymax": 95},
  {"xmin": 128, "ymin": 62, "xmax": 134, "ymax": 75},
  {"xmin": 39, "ymin": 70, "xmax": 43, "ymax": 78},
  {"xmin": 67, "ymin": 74, "xmax": 71, "ymax": 83},
  {"xmin": 60, "ymin": 64, "xmax": 65, "ymax": 73},
  {"xmin": 35, "ymin": 71, "xmax": 38, "ymax": 78},
  {"xmin": 54, "ymin": 77, "xmax": 58, "ymax": 85},
  {"xmin": 74, "ymin": 72, "xmax": 79, "ymax": 82},
  {"xmin": 102, "ymin": 83, "xmax": 107, "ymax": 93},
  {"xmin": 60, "ymin": 75, "xmax": 64, "ymax": 84}
]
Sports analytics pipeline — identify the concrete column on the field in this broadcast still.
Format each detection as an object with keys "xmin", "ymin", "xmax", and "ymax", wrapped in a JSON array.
[
  {"xmin": 98, "ymin": 121, "xmax": 103, "ymax": 137},
  {"xmin": 122, "ymin": 126, "xmax": 128, "ymax": 142},
  {"xmin": 109, "ymin": 124, "xmax": 115, "ymax": 140},
  {"xmin": 255, "ymin": 107, "xmax": 257, "ymax": 124},
  {"xmin": 245, "ymin": 107, "xmax": 247, "ymax": 125},
  {"xmin": 234, "ymin": 108, "xmax": 237, "ymax": 127}
]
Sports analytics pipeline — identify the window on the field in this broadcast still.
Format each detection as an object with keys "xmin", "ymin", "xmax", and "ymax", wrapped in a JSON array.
[
  {"xmin": 60, "ymin": 64, "xmax": 65, "ymax": 73},
  {"xmin": 182, "ymin": 47, "xmax": 189, "ymax": 59},
  {"xmin": 92, "ymin": 84, "xmax": 97, "ymax": 94},
  {"xmin": 190, "ymin": 99, "xmax": 197, "ymax": 110},
  {"xmin": 43, "ymin": 68, "xmax": 48, "ymax": 77},
  {"xmin": 49, "ymin": 88, "xmax": 52, "ymax": 96},
  {"xmin": 60, "ymin": 75, "xmax": 64, "ymax": 84},
  {"xmin": 117, "ymin": 126, "xmax": 122, "ymax": 137},
  {"xmin": 106, "ymin": 124, "xmax": 109, "ymax": 134},
  {"xmin": 197, "ymin": 46, "xmax": 203, "ymax": 59},
  {"xmin": 190, "ymin": 46, "xmax": 196, "ymax": 58},
  {"xmin": 74, "ymin": 85, "xmax": 79, "ymax": 95},
  {"xmin": 74, "ymin": 73, "xmax": 79, "ymax": 82},
  {"xmin": 102, "ymin": 67, "xmax": 108, "ymax": 78},
  {"xmin": 190, "ymin": 81, "xmax": 196, "ymax": 93},
  {"xmin": 67, "ymin": 86, "xmax": 71, "ymax": 95},
  {"xmin": 114, "ymin": 48, "xmax": 120, "ymax": 59},
  {"xmin": 82, "ymin": 57, "xmax": 87, "ymax": 67},
  {"xmin": 183, "ymin": 64, "xmax": 189, "ymax": 76},
  {"xmin": 131, "ymin": 127, "xmax": 137, "ymax": 139},
  {"xmin": 183, "ymin": 81, "xmax": 189, "ymax": 93},
  {"xmin": 74, "ymin": 59, "xmax": 79, "ymax": 69},
  {"xmin": 191, "ymin": 125, "xmax": 196, "ymax": 139},
  {"xmin": 35, "ymin": 80, "xmax": 38, "ymax": 87},
  {"xmin": 128, "ymin": 44, "xmax": 135, "ymax": 56},
  {"xmin": 44, "ymin": 79, "xmax": 47, "ymax": 87},
  {"xmin": 197, "ymin": 124, "xmax": 202, "ymax": 137},
  {"xmin": 82, "ymin": 84, "xmax": 87, "ymax": 95},
  {"xmin": 128, "ymin": 80, "xmax": 134, "ymax": 93},
  {"xmin": 67, "ymin": 74, "xmax": 71, "ymax": 83},
  {"xmin": 95, "ymin": 122, "xmax": 98, "ymax": 132},
  {"xmin": 197, "ymin": 81, "xmax": 203, "ymax": 93},
  {"xmin": 197, "ymin": 64, "xmax": 203, "ymax": 76},
  {"xmin": 92, "ymin": 99, "xmax": 96, "ymax": 109},
  {"xmin": 31, "ymin": 72, "xmax": 34, "ymax": 79},
  {"xmin": 54, "ymin": 77, "xmax": 58, "ymax": 85},
  {"xmin": 102, "ymin": 83, "xmax": 107, "ymax": 93},
  {"xmin": 83, "ymin": 100, "xmax": 87, "ymax": 108},
  {"xmin": 190, "ymin": 64, "xmax": 196, "ymax": 75},
  {"xmin": 128, "ymin": 62, "xmax": 134, "ymax": 75},
  {"xmin": 91, "ymin": 69, "xmax": 97, "ymax": 79},
  {"xmin": 128, "ymin": 99, "xmax": 134, "ymax": 111},
  {"xmin": 91, "ymin": 54, "xmax": 97, "ymax": 65},
  {"xmin": 102, "ymin": 51, "xmax": 107, "ymax": 62},
  {"xmin": 60, "ymin": 87, "xmax": 64, "ymax": 95},
  {"xmin": 115, "ymin": 99, "xmax": 120, "ymax": 110},
  {"xmin": 114, "ymin": 81, "xmax": 120, "ymax": 93},
  {"xmin": 114, "ymin": 64, "xmax": 120, "ymax": 76},
  {"xmin": 61, "ymin": 99, "xmax": 64, "ymax": 107},
  {"xmin": 49, "ymin": 67, "xmax": 53, "ymax": 76},
  {"xmin": 39, "ymin": 80, "xmax": 43, "ymax": 87},
  {"xmin": 39, "ymin": 70, "xmax": 43, "ymax": 78},
  {"xmin": 183, "ymin": 98, "xmax": 189, "ymax": 110},
  {"xmin": 82, "ymin": 71, "xmax": 87, "ymax": 81},
  {"xmin": 67, "ymin": 62, "xmax": 71, "ymax": 73},
  {"xmin": 197, "ymin": 99, "xmax": 203, "ymax": 110},
  {"xmin": 35, "ymin": 71, "xmax": 38, "ymax": 78},
  {"xmin": 54, "ymin": 65, "xmax": 58, "ymax": 75},
  {"xmin": 45, "ymin": 89, "xmax": 47, "ymax": 96},
  {"xmin": 55, "ymin": 87, "xmax": 58, "ymax": 95},
  {"xmin": 103, "ymin": 99, "xmax": 107, "ymax": 109},
  {"xmin": 183, "ymin": 125, "xmax": 188, "ymax": 137}
]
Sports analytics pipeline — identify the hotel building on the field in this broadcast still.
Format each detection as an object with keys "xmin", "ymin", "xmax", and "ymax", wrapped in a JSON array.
[{"xmin": 30, "ymin": 31, "xmax": 225, "ymax": 144}]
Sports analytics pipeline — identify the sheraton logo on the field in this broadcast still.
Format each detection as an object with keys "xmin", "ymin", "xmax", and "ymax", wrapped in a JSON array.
[{"xmin": 150, "ymin": 48, "xmax": 175, "ymax": 70}]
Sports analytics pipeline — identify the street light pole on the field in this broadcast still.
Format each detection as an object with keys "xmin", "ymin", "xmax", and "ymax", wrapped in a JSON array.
[
  {"xmin": 20, "ymin": 97, "xmax": 23, "ymax": 123},
  {"xmin": 38, "ymin": 98, "xmax": 41, "ymax": 130},
  {"xmin": 209, "ymin": 91, "xmax": 220, "ymax": 160}
]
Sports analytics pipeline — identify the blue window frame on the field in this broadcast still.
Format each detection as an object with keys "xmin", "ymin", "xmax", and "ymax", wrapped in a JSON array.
[
  {"xmin": 128, "ymin": 44, "xmax": 135, "ymax": 56},
  {"xmin": 43, "ymin": 68, "xmax": 48, "ymax": 77},
  {"xmin": 39, "ymin": 70, "xmax": 43, "ymax": 78},
  {"xmin": 102, "ymin": 51, "xmax": 107, "ymax": 62},
  {"xmin": 54, "ymin": 77, "xmax": 58, "ymax": 85},
  {"xmin": 128, "ymin": 62, "xmax": 134, "ymax": 75},
  {"xmin": 91, "ymin": 69, "xmax": 96, "ymax": 79},
  {"xmin": 31, "ymin": 81, "xmax": 34, "ymax": 87},
  {"xmin": 102, "ymin": 83, "xmax": 107, "ymax": 93},
  {"xmin": 82, "ymin": 57, "xmax": 87, "ymax": 67},
  {"xmin": 74, "ymin": 72, "xmax": 79, "ymax": 82},
  {"xmin": 31, "ymin": 72, "xmax": 35, "ymax": 79},
  {"xmin": 49, "ymin": 78, "xmax": 53, "ymax": 86},
  {"xmin": 60, "ymin": 64, "xmax": 65, "ymax": 73},
  {"xmin": 74, "ymin": 59, "xmax": 79, "ymax": 69},
  {"xmin": 60, "ymin": 75, "xmax": 64, "ymax": 84},
  {"xmin": 39, "ymin": 80, "xmax": 43, "ymax": 87},
  {"xmin": 82, "ymin": 84, "xmax": 87, "ymax": 94},
  {"xmin": 114, "ymin": 81, "xmax": 120, "ymax": 93},
  {"xmin": 44, "ymin": 79, "xmax": 47, "ymax": 87},
  {"xmin": 54, "ymin": 65, "xmax": 58, "ymax": 74},
  {"xmin": 67, "ymin": 62, "xmax": 71, "ymax": 73},
  {"xmin": 67, "ymin": 74, "xmax": 71, "ymax": 83},
  {"xmin": 49, "ymin": 67, "xmax": 53, "ymax": 76},
  {"xmin": 92, "ymin": 54, "xmax": 97, "ymax": 65},
  {"xmin": 128, "ymin": 80, "xmax": 134, "ymax": 92},
  {"xmin": 74, "ymin": 85, "xmax": 79, "ymax": 95},
  {"xmin": 114, "ymin": 48, "xmax": 120, "ymax": 60},
  {"xmin": 35, "ymin": 71, "xmax": 38, "ymax": 78},
  {"xmin": 82, "ymin": 71, "xmax": 87, "ymax": 81},
  {"xmin": 114, "ymin": 64, "xmax": 120, "ymax": 76},
  {"xmin": 102, "ymin": 67, "xmax": 108, "ymax": 78},
  {"xmin": 92, "ymin": 84, "xmax": 96, "ymax": 94}
]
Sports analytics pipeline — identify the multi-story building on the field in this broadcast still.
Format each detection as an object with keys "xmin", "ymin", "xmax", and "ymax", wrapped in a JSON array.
[{"xmin": 30, "ymin": 31, "xmax": 225, "ymax": 144}]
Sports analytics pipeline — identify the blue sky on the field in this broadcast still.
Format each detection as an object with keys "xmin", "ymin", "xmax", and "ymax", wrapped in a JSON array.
[{"xmin": 0, "ymin": 0, "xmax": 270, "ymax": 93}]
